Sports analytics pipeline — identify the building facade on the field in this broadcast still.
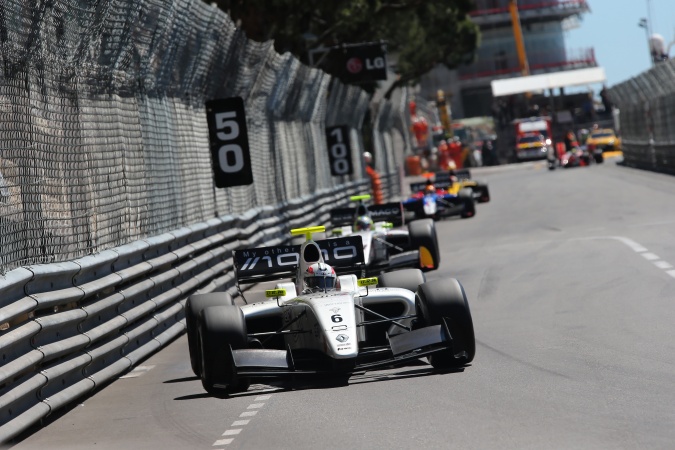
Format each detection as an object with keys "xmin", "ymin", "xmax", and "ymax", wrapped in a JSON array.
[{"xmin": 419, "ymin": 0, "xmax": 594, "ymax": 120}]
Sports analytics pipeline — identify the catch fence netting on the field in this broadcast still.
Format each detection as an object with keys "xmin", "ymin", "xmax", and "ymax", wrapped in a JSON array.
[
  {"xmin": 0, "ymin": 0, "xmax": 383, "ymax": 273},
  {"xmin": 372, "ymin": 88, "xmax": 410, "ymax": 199},
  {"xmin": 608, "ymin": 59, "xmax": 675, "ymax": 173}
]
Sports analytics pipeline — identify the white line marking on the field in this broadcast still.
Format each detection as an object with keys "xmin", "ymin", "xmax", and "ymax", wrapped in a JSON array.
[
  {"xmin": 582, "ymin": 236, "xmax": 675, "ymax": 280},
  {"xmin": 608, "ymin": 236, "xmax": 648, "ymax": 253},
  {"xmin": 212, "ymin": 394, "xmax": 272, "ymax": 447},
  {"xmin": 223, "ymin": 429, "xmax": 242, "ymax": 436},
  {"xmin": 119, "ymin": 365, "xmax": 155, "ymax": 379}
]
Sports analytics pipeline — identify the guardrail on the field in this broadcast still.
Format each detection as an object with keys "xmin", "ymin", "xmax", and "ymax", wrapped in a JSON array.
[
  {"xmin": 619, "ymin": 140, "xmax": 675, "ymax": 175},
  {"xmin": 0, "ymin": 179, "xmax": 371, "ymax": 443}
]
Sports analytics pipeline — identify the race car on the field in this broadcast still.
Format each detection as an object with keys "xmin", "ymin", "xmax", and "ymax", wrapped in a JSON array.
[
  {"xmin": 433, "ymin": 170, "xmax": 490, "ymax": 203},
  {"xmin": 403, "ymin": 179, "xmax": 476, "ymax": 220},
  {"xmin": 186, "ymin": 226, "xmax": 475, "ymax": 397},
  {"xmin": 328, "ymin": 195, "xmax": 441, "ymax": 273},
  {"xmin": 560, "ymin": 146, "xmax": 596, "ymax": 168}
]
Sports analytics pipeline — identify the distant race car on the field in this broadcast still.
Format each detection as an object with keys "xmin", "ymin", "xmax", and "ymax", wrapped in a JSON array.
[
  {"xmin": 328, "ymin": 194, "xmax": 441, "ymax": 274},
  {"xmin": 185, "ymin": 226, "xmax": 475, "ymax": 397},
  {"xmin": 403, "ymin": 180, "xmax": 476, "ymax": 220},
  {"xmin": 560, "ymin": 147, "xmax": 599, "ymax": 168},
  {"xmin": 433, "ymin": 170, "xmax": 491, "ymax": 203}
]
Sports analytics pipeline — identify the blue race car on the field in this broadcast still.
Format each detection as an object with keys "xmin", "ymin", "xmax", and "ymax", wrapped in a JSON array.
[{"xmin": 403, "ymin": 179, "xmax": 476, "ymax": 220}]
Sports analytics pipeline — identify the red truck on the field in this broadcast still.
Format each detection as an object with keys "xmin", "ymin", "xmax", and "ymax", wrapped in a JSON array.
[{"xmin": 513, "ymin": 117, "xmax": 554, "ymax": 161}]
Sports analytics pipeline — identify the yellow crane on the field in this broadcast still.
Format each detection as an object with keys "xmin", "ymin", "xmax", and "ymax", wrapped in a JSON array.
[{"xmin": 509, "ymin": 0, "xmax": 529, "ymax": 76}]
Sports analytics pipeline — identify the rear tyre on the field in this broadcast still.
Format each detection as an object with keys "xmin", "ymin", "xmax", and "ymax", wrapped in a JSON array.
[
  {"xmin": 458, "ymin": 189, "xmax": 476, "ymax": 219},
  {"xmin": 416, "ymin": 278, "xmax": 475, "ymax": 369},
  {"xmin": 199, "ymin": 305, "xmax": 250, "ymax": 397},
  {"xmin": 475, "ymin": 183, "xmax": 490, "ymax": 203},
  {"xmin": 378, "ymin": 269, "xmax": 426, "ymax": 293},
  {"xmin": 187, "ymin": 293, "xmax": 234, "ymax": 377},
  {"xmin": 408, "ymin": 219, "xmax": 440, "ymax": 271}
]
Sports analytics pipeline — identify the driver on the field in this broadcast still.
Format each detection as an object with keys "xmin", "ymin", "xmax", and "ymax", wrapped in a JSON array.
[
  {"xmin": 354, "ymin": 215, "xmax": 373, "ymax": 231},
  {"xmin": 423, "ymin": 178, "xmax": 437, "ymax": 194},
  {"xmin": 303, "ymin": 262, "xmax": 339, "ymax": 292}
]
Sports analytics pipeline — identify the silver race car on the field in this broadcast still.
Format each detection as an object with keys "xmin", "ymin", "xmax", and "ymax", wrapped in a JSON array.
[
  {"xmin": 186, "ymin": 227, "xmax": 475, "ymax": 397},
  {"xmin": 328, "ymin": 195, "xmax": 441, "ymax": 274}
]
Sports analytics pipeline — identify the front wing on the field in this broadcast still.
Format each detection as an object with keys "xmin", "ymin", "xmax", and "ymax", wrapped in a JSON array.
[{"xmin": 227, "ymin": 319, "xmax": 463, "ymax": 377}]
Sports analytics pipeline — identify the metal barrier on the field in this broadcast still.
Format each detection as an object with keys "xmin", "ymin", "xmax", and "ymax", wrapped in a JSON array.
[
  {"xmin": 0, "ymin": 180, "xmax": 370, "ymax": 443},
  {"xmin": 608, "ymin": 59, "xmax": 675, "ymax": 174}
]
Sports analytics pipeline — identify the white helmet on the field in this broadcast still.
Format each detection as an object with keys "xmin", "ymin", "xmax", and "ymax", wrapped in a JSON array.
[{"xmin": 304, "ymin": 262, "xmax": 338, "ymax": 292}]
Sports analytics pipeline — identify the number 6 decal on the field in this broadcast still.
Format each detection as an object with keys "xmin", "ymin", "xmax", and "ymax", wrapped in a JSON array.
[
  {"xmin": 326, "ymin": 125, "xmax": 353, "ymax": 176},
  {"xmin": 206, "ymin": 97, "xmax": 254, "ymax": 187}
]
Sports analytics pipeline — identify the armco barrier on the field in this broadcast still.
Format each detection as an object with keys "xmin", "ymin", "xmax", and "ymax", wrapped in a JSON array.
[{"xmin": 0, "ymin": 179, "xmax": 371, "ymax": 443}]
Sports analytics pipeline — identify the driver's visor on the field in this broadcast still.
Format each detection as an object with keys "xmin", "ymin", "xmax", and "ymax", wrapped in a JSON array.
[{"xmin": 306, "ymin": 276, "xmax": 336, "ymax": 290}]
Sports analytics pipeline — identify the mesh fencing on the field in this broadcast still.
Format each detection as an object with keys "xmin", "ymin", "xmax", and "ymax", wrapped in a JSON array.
[
  {"xmin": 0, "ymin": 0, "xmax": 399, "ymax": 273},
  {"xmin": 607, "ymin": 59, "xmax": 675, "ymax": 173}
]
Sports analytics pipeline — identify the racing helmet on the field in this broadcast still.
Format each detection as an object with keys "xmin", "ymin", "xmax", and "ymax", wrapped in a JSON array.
[
  {"xmin": 304, "ymin": 262, "xmax": 338, "ymax": 292},
  {"xmin": 354, "ymin": 215, "xmax": 373, "ymax": 231},
  {"xmin": 425, "ymin": 184, "xmax": 436, "ymax": 194}
]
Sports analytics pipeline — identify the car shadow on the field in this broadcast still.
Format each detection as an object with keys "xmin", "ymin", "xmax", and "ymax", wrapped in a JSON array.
[
  {"xmin": 164, "ymin": 376, "xmax": 200, "ymax": 384},
  {"xmin": 172, "ymin": 362, "xmax": 470, "ymax": 401}
]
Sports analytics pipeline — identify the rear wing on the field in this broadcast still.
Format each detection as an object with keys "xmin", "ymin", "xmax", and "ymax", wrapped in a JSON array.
[
  {"xmin": 234, "ymin": 235, "xmax": 365, "ymax": 284},
  {"xmin": 435, "ymin": 169, "xmax": 471, "ymax": 182},
  {"xmin": 329, "ymin": 202, "xmax": 404, "ymax": 227},
  {"xmin": 368, "ymin": 202, "xmax": 404, "ymax": 225},
  {"xmin": 410, "ymin": 180, "xmax": 453, "ymax": 192},
  {"xmin": 410, "ymin": 169, "xmax": 472, "ymax": 193},
  {"xmin": 329, "ymin": 207, "xmax": 356, "ymax": 227}
]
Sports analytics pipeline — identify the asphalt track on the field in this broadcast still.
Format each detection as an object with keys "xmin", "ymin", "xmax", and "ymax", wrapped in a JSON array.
[{"xmin": 10, "ymin": 156, "xmax": 675, "ymax": 450}]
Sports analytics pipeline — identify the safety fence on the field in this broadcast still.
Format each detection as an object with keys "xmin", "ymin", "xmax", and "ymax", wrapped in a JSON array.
[
  {"xmin": 0, "ymin": 180, "xmax": 374, "ymax": 443},
  {"xmin": 608, "ymin": 58, "xmax": 675, "ymax": 174},
  {"xmin": 0, "ymin": 0, "xmax": 381, "ymax": 274}
]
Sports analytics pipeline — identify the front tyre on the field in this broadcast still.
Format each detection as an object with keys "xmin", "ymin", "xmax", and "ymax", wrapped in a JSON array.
[
  {"xmin": 199, "ymin": 305, "xmax": 250, "ymax": 397},
  {"xmin": 186, "ymin": 293, "xmax": 234, "ymax": 377},
  {"xmin": 416, "ymin": 278, "xmax": 475, "ymax": 369}
]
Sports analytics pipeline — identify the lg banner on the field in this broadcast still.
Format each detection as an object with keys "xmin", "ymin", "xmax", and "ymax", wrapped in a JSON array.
[
  {"xmin": 338, "ymin": 42, "xmax": 388, "ymax": 83},
  {"xmin": 205, "ymin": 97, "xmax": 253, "ymax": 188},
  {"xmin": 325, "ymin": 125, "xmax": 353, "ymax": 176}
]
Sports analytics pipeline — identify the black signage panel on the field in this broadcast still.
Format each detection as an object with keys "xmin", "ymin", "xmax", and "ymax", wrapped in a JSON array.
[
  {"xmin": 234, "ymin": 236, "xmax": 365, "ymax": 277},
  {"xmin": 337, "ymin": 42, "xmax": 388, "ymax": 83},
  {"xmin": 205, "ymin": 97, "xmax": 253, "ymax": 188},
  {"xmin": 326, "ymin": 125, "xmax": 353, "ymax": 176}
]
